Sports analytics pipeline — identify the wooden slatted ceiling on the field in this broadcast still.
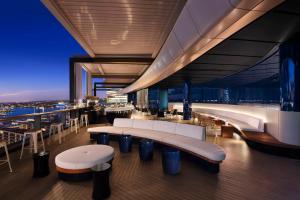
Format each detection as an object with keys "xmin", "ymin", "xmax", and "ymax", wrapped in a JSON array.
[
  {"xmin": 83, "ymin": 62, "xmax": 147, "ymax": 86},
  {"xmin": 53, "ymin": 0, "xmax": 185, "ymax": 57}
]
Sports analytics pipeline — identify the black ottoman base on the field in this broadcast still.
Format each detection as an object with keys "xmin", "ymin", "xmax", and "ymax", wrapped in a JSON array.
[{"xmin": 58, "ymin": 171, "xmax": 92, "ymax": 181}]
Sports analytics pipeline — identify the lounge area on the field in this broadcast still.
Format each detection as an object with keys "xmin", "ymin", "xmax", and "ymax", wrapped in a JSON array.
[{"xmin": 0, "ymin": 117, "xmax": 300, "ymax": 200}]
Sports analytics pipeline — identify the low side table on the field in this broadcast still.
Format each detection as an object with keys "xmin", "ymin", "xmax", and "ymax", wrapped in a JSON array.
[
  {"xmin": 91, "ymin": 163, "xmax": 111, "ymax": 199},
  {"xmin": 221, "ymin": 125, "xmax": 234, "ymax": 138},
  {"xmin": 33, "ymin": 151, "xmax": 50, "ymax": 178}
]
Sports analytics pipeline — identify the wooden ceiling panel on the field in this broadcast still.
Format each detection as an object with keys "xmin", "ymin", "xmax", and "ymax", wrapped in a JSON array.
[{"xmin": 47, "ymin": 0, "xmax": 185, "ymax": 57}]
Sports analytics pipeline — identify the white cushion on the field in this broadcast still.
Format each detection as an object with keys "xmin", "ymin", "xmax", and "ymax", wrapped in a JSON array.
[
  {"xmin": 88, "ymin": 126, "xmax": 129, "ymax": 135},
  {"xmin": 175, "ymin": 123, "xmax": 205, "ymax": 141},
  {"xmin": 162, "ymin": 135, "xmax": 225, "ymax": 161},
  {"xmin": 124, "ymin": 128, "xmax": 173, "ymax": 141},
  {"xmin": 132, "ymin": 119, "xmax": 154, "ymax": 130},
  {"xmin": 153, "ymin": 121, "xmax": 176, "ymax": 133},
  {"xmin": 113, "ymin": 118, "xmax": 133, "ymax": 128},
  {"xmin": 55, "ymin": 145, "xmax": 114, "ymax": 170}
]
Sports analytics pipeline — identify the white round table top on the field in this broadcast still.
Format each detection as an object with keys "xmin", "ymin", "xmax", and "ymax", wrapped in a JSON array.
[{"xmin": 55, "ymin": 145, "xmax": 114, "ymax": 170}]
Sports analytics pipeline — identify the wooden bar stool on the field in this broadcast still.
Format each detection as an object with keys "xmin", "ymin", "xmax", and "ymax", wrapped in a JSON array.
[
  {"xmin": 70, "ymin": 118, "xmax": 79, "ymax": 134},
  {"xmin": 49, "ymin": 123, "xmax": 64, "ymax": 144},
  {"xmin": 20, "ymin": 129, "xmax": 45, "ymax": 159},
  {"xmin": 0, "ymin": 141, "xmax": 12, "ymax": 172},
  {"xmin": 80, "ymin": 114, "xmax": 89, "ymax": 127}
]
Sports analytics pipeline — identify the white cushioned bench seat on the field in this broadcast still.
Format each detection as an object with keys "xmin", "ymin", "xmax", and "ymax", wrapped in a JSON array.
[
  {"xmin": 88, "ymin": 118, "xmax": 226, "ymax": 163},
  {"xmin": 194, "ymin": 108, "xmax": 264, "ymax": 132},
  {"xmin": 55, "ymin": 145, "xmax": 114, "ymax": 170},
  {"xmin": 161, "ymin": 135, "xmax": 225, "ymax": 161},
  {"xmin": 124, "ymin": 128, "xmax": 174, "ymax": 142},
  {"xmin": 89, "ymin": 126, "xmax": 131, "ymax": 134}
]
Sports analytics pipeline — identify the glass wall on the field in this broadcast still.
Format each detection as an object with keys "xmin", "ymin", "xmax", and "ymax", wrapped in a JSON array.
[{"xmin": 167, "ymin": 86, "xmax": 280, "ymax": 105}]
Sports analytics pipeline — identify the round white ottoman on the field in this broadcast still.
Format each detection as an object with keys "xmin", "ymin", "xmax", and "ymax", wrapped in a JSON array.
[{"xmin": 55, "ymin": 145, "xmax": 114, "ymax": 181}]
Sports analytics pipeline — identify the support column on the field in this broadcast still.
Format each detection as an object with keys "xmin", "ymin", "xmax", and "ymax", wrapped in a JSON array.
[
  {"xmin": 280, "ymin": 43, "xmax": 300, "ymax": 111},
  {"xmin": 94, "ymin": 83, "xmax": 97, "ymax": 97},
  {"xmin": 87, "ymin": 71, "xmax": 92, "ymax": 96},
  {"xmin": 183, "ymin": 81, "xmax": 191, "ymax": 120},
  {"xmin": 128, "ymin": 92, "xmax": 137, "ymax": 105},
  {"xmin": 137, "ymin": 89, "xmax": 148, "ymax": 109},
  {"xmin": 75, "ymin": 63, "xmax": 83, "ymax": 102},
  {"xmin": 278, "ymin": 40, "xmax": 300, "ymax": 145},
  {"xmin": 159, "ymin": 89, "xmax": 168, "ymax": 111},
  {"xmin": 69, "ymin": 59, "xmax": 75, "ymax": 103}
]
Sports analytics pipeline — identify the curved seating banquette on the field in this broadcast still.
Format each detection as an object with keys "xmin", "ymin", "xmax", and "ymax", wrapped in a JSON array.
[
  {"xmin": 88, "ymin": 118, "xmax": 226, "ymax": 173},
  {"xmin": 194, "ymin": 108, "xmax": 264, "ymax": 132}
]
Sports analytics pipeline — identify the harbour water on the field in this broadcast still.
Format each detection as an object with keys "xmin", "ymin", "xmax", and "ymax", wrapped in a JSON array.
[{"xmin": 1, "ymin": 107, "xmax": 61, "ymax": 118}]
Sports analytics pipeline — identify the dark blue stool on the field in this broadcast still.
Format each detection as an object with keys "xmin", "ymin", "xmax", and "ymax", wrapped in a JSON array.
[
  {"xmin": 96, "ymin": 133, "xmax": 110, "ymax": 145},
  {"xmin": 162, "ymin": 148, "xmax": 181, "ymax": 175},
  {"xmin": 139, "ymin": 139, "xmax": 154, "ymax": 161},
  {"xmin": 119, "ymin": 135, "xmax": 132, "ymax": 153}
]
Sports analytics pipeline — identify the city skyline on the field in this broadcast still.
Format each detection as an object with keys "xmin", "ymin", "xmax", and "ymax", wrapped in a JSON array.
[{"xmin": 0, "ymin": 0, "xmax": 86, "ymax": 103}]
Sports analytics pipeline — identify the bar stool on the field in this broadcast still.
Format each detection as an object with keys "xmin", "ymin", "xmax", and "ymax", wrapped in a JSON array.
[
  {"xmin": 162, "ymin": 148, "xmax": 181, "ymax": 175},
  {"xmin": 119, "ymin": 135, "xmax": 132, "ymax": 153},
  {"xmin": 49, "ymin": 123, "xmax": 64, "ymax": 144},
  {"xmin": 96, "ymin": 133, "xmax": 110, "ymax": 145},
  {"xmin": 0, "ymin": 141, "xmax": 12, "ymax": 172},
  {"xmin": 70, "ymin": 118, "xmax": 79, "ymax": 134},
  {"xmin": 20, "ymin": 129, "xmax": 45, "ymax": 159},
  {"xmin": 139, "ymin": 139, "xmax": 154, "ymax": 161},
  {"xmin": 80, "ymin": 114, "xmax": 89, "ymax": 127}
]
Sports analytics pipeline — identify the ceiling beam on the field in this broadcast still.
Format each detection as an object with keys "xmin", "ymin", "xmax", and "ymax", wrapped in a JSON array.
[
  {"xmin": 97, "ymin": 64, "xmax": 105, "ymax": 75},
  {"xmin": 71, "ymin": 56, "xmax": 154, "ymax": 65},
  {"xmin": 95, "ymin": 86, "xmax": 126, "ymax": 88},
  {"xmin": 94, "ymin": 82, "xmax": 130, "ymax": 85},
  {"xmin": 92, "ymin": 74, "xmax": 139, "ymax": 79}
]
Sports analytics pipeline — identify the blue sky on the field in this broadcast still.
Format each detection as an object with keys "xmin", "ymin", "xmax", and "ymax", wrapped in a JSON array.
[{"xmin": 0, "ymin": 0, "xmax": 86, "ymax": 102}]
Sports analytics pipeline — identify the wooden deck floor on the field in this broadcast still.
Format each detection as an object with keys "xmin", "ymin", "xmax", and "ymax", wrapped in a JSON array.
[{"xmin": 0, "ymin": 125, "xmax": 300, "ymax": 200}]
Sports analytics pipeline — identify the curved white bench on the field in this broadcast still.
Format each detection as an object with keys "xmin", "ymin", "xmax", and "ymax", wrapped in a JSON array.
[
  {"xmin": 55, "ymin": 145, "xmax": 114, "ymax": 173},
  {"xmin": 193, "ymin": 108, "xmax": 264, "ymax": 132},
  {"xmin": 88, "ymin": 119, "xmax": 226, "ymax": 166}
]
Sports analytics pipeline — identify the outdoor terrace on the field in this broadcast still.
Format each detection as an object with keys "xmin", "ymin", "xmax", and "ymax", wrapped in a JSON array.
[{"xmin": 0, "ymin": 114, "xmax": 299, "ymax": 200}]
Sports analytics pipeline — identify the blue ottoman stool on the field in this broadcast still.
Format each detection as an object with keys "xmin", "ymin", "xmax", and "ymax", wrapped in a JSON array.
[
  {"xmin": 119, "ymin": 135, "xmax": 132, "ymax": 153},
  {"xmin": 96, "ymin": 133, "xmax": 110, "ymax": 145},
  {"xmin": 139, "ymin": 139, "xmax": 154, "ymax": 161},
  {"xmin": 162, "ymin": 148, "xmax": 181, "ymax": 175}
]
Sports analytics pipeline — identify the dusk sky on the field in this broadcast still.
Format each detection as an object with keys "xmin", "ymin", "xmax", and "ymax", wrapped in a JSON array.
[{"xmin": 0, "ymin": 0, "xmax": 86, "ymax": 102}]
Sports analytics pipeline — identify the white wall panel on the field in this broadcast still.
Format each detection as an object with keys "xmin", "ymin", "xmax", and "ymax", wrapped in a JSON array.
[
  {"xmin": 166, "ymin": 32, "xmax": 184, "ymax": 60},
  {"xmin": 173, "ymin": 6, "xmax": 200, "ymax": 51},
  {"xmin": 186, "ymin": 0, "xmax": 232, "ymax": 37},
  {"xmin": 279, "ymin": 111, "xmax": 300, "ymax": 145}
]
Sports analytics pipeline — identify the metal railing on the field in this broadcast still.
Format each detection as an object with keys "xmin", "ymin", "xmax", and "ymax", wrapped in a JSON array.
[{"xmin": 0, "ymin": 130, "xmax": 23, "ymax": 145}]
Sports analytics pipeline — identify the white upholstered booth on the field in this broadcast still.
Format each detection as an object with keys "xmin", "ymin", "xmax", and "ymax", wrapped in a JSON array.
[{"xmin": 88, "ymin": 118, "xmax": 226, "ymax": 164}]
